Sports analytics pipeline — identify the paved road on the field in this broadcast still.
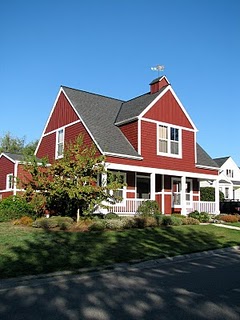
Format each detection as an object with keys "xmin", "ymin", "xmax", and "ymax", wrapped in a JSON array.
[{"xmin": 0, "ymin": 247, "xmax": 240, "ymax": 320}]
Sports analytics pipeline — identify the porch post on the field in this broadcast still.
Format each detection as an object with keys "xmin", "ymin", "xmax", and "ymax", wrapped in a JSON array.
[
  {"xmin": 181, "ymin": 175, "xmax": 187, "ymax": 215},
  {"xmin": 161, "ymin": 174, "xmax": 165, "ymax": 214},
  {"xmin": 214, "ymin": 179, "xmax": 220, "ymax": 214},
  {"xmin": 150, "ymin": 172, "xmax": 156, "ymax": 200}
]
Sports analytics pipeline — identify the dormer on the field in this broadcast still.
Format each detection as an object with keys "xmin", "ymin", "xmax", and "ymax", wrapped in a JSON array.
[{"xmin": 150, "ymin": 76, "xmax": 170, "ymax": 94}]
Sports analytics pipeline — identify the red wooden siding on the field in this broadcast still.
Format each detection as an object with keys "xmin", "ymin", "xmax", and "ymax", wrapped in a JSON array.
[
  {"xmin": 119, "ymin": 121, "xmax": 138, "ymax": 151},
  {"xmin": 37, "ymin": 122, "xmax": 101, "ymax": 163},
  {"xmin": 0, "ymin": 156, "xmax": 14, "ymax": 190},
  {"xmin": 17, "ymin": 164, "xmax": 32, "ymax": 188},
  {"xmin": 144, "ymin": 90, "xmax": 194, "ymax": 129},
  {"xmin": 45, "ymin": 92, "xmax": 79, "ymax": 134},
  {"xmin": 1, "ymin": 191, "xmax": 13, "ymax": 199}
]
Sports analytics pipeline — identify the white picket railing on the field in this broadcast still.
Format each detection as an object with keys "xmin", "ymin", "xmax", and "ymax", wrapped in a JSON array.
[
  {"xmin": 192, "ymin": 201, "xmax": 216, "ymax": 214},
  {"xmin": 108, "ymin": 199, "xmax": 216, "ymax": 215}
]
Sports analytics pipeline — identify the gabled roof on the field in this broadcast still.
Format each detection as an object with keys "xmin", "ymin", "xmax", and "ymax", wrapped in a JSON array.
[
  {"xmin": 196, "ymin": 144, "xmax": 219, "ymax": 168},
  {"xmin": 213, "ymin": 156, "xmax": 230, "ymax": 167},
  {"xmin": 115, "ymin": 89, "xmax": 164, "ymax": 124},
  {"xmin": 62, "ymin": 86, "xmax": 142, "ymax": 159},
  {"xmin": 0, "ymin": 152, "xmax": 24, "ymax": 162}
]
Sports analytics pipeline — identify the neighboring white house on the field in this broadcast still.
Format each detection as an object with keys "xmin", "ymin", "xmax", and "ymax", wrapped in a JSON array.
[{"xmin": 201, "ymin": 156, "xmax": 240, "ymax": 200}]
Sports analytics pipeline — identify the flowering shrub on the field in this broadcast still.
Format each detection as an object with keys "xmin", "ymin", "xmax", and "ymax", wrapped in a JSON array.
[{"xmin": 181, "ymin": 217, "xmax": 200, "ymax": 225}]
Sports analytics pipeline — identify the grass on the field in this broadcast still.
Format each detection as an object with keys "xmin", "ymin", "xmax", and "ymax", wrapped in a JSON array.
[
  {"xmin": 0, "ymin": 222, "xmax": 239, "ymax": 279},
  {"xmin": 224, "ymin": 222, "xmax": 240, "ymax": 227}
]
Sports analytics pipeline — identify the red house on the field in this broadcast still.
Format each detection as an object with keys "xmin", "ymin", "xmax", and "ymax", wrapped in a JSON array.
[
  {"xmin": 33, "ymin": 75, "xmax": 220, "ymax": 215},
  {"xmin": 0, "ymin": 76, "xmax": 220, "ymax": 214}
]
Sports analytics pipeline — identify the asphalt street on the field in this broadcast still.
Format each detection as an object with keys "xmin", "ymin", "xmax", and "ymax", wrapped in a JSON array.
[{"xmin": 0, "ymin": 247, "xmax": 239, "ymax": 320}]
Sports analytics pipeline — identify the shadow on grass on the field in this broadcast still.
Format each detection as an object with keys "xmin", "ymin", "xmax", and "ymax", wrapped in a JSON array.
[{"xmin": 0, "ymin": 225, "xmax": 239, "ymax": 279}]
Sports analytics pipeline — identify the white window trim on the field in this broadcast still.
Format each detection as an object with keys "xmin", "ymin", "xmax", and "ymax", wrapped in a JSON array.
[
  {"xmin": 55, "ymin": 128, "xmax": 65, "ymax": 159},
  {"xmin": 6, "ymin": 173, "xmax": 14, "ymax": 190},
  {"xmin": 157, "ymin": 122, "xmax": 182, "ymax": 158}
]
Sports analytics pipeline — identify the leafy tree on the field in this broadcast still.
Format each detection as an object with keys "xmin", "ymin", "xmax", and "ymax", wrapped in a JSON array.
[
  {"xmin": 20, "ymin": 135, "xmax": 124, "ymax": 220},
  {"xmin": 0, "ymin": 132, "xmax": 25, "ymax": 153},
  {"xmin": 0, "ymin": 132, "xmax": 38, "ymax": 155},
  {"xmin": 200, "ymin": 187, "xmax": 225, "ymax": 202}
]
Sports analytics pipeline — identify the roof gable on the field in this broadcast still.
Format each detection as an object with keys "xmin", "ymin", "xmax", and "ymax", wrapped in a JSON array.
[
  {"xmin": 62, "ymin": 86, "xmax": 141, "ymax": 159},
  {"xmin": 196, "ymin": 144, "xmax": 219, "ymax": 168},
  {"xmin": 0, "ymin": 152, "xmax": 24, "ymax": 163}
]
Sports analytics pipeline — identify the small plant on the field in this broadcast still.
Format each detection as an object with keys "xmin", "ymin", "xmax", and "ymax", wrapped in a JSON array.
[
  {"xmin": 161, "ymin": 215, "xmax": 182, "ymax": 226},
  {"xmin": 88, "ymin": 220, "xmax": 105, "ymax": 231},
  {"xmin": 181, "ymin": 217, "xmax": 200, "ymax": 225},
  {"xmin": 32, "ymin": 218, "xmax": 58, "ymax": 229},
  {"xmin": 104, "ymin": 213, "xmax": 120, "ymax": 220},
  {"xmin": 188, "ymin": 210, "xmax": 210, "ymax": 223},
  {"xmin": 105, "ymin": 219, "xmax": 124, "ymax": 230},
  {"xmin": 136, "ymin": 200, "xmax": 160, "ymax": 216}
]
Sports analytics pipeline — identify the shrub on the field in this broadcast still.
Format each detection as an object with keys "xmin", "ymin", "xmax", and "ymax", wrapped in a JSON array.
[
  {"xmin": 121, "ymin": 217, "xmax": 136, "ymax": 229},
  {"xmin": 218, "ymin": 215, "xmax": 239, "ymax": 223},
  {"xmin": 59, "ymin": 221, "xmax": 72, "ymax": 230},
  {"xmin": 105, "ymin": 219, "xmax": 124, "ymax": 230},
  {"xmin": 0, "ymin": 196, "xmax": 35, "ymax": 222},
  {"xmin": 88, "ymin": 220, "xmax": 105, "ymax": 231},
  {"xmin": 13, "ymin": 216, "xmax": 34, "ymax": 226},
  {"xmin": 104, "ymin": 213, "xmax": 120, "ymax": 220},
  {"xmin": 181, "ymin": 217, "xmax": 200, "ymax": 225},
  {"xmin": 200, "ymin": 187, "xmax": 225, "ymax": 202},
  {"xmin": 161, "ymin": 215, "xmax": 182, "ymax": 226},
  {"xmin": 32, "ymin": 218, "xmax": 58, "ymax": 229},
  {"xmin": 188, "ymin": 210, "xmax": 210, "ymax": 223},
  {"xmin": 136, "ymin": 200, "xmax": 160, "ymax": 216}
]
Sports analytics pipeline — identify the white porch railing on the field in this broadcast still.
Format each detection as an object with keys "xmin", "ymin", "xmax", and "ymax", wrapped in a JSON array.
[
  {"xmin": 192, "ymin": 201, "xmax": 216, "ymax": 214},
  {"xmin": 108, "ymin": 199, "xmax": 217, "ymax": 215},
  {"xmin": 109, "ymin": 199, "xmax": 146, "ymax": 215}
]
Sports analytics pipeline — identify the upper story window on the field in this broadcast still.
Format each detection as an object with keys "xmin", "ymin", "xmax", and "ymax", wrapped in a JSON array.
[
  {"xmin": 158, "ymin": 124, "xmax": 181, "ymax": 157},
  {"xmin": 226, "ymin": 169, "xmax": 234, "ymax": 178},
  {"xmin": 6, "ymin": 174, "xmax": 14, "ymax": 190},
  {"xmin": 56, "ymin": 128, "xmax": 64, "ymax": 159}
]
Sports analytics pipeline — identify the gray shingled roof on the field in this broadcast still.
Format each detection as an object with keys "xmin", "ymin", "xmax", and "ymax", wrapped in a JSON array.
[
  {"xmin": 62, "ymin": 86, "xmax": 141, "ymax": 158},
  {"xmin": 196, "ymin": 144, "xmax": 219, "ymax": 168},
  {"xmin": 115, "ymin": 88, "xmax": 165, "ymax": 124},
  {"xmin": 2, "ymin": 152, "xmax": 25, "ymax": 162},
  {"xmin": 213, "ymin": 156, "xmax": 230, "ymax": 167}
]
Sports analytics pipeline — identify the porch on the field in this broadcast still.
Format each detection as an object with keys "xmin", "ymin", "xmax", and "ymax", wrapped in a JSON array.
[{"xmin": 109, "ymin": 199, "xmax": 217, "ymax": 216}]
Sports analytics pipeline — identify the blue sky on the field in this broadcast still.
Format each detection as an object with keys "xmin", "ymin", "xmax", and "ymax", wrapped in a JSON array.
[{"xmin": 1, "ymin": 0, "xmax": 240, "ymax": 164}]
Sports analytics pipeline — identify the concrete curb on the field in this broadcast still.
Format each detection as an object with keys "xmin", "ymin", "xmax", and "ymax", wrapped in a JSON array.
[{"xmin": 1, "ymin": 245, "xmax": 239, "ymax": 290}]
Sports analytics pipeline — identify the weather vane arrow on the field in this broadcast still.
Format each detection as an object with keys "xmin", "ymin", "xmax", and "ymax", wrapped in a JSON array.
[{"xmin": 151, "ymin": 65, "xmax": 165, "ymax": 76}]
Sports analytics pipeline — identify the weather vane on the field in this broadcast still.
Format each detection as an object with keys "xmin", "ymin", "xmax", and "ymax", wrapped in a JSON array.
[{"xmin": 151, "ymin": 65, "xmax": 165, "ymax": 77}]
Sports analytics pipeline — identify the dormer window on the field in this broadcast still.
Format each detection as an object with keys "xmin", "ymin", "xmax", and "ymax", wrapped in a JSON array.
[
  {"xmin": 56, "ymin": 128, "xmax": 64, "ymax": 159},
  {"xmin": 157, "ymin": 124, "xmax": 181, "ymax": 157}
]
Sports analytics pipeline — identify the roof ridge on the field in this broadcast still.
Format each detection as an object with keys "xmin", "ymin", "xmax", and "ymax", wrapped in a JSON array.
[{"xmin": 61, "ymin": 85, "xmax": 125, "ymax": 103}]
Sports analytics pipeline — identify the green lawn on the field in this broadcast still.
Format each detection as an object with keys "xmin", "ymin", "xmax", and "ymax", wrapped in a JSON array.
[
  {"xmin": 0, "ymin": 222, "xmax": 239, "ymax": 279},
  {"xmin": 224, "ymin": 222, "xmax": 240, "ymax": 227}
]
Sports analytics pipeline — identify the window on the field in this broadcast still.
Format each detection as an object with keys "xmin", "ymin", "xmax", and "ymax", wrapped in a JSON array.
[
  {"xmin": 137, "ymin": 174, "xmax": 150, "ymax": 199},
  {"xmin": 158, "ymin": 124, "xmax": 181, "ymax": 157},
  {"xmin": 6, "ymin": 174, "xmax": 14, "ymax": 190},
  {"xmin": 107, "ymin": 172, "xmax": 126, "ymax": 203},
  {"xmin": 56, "ymin": 128, "xmax": 64, "ymax": 158},
  {"xmin": 226, "ymin": 169, "xmax": 233, "ymax": 178}
]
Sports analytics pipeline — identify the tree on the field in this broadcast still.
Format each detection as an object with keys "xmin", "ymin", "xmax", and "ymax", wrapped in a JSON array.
[
  {"xmin": 20, "ymin": 135, "xmax": 124, "ymax": 220},
  {"xmin": 200, "ymin": 187, "xmax": 225, "ymax": 202},
  {"xmin": 0, "ymin": 132, "xmax": 38, "ymax": 155}
]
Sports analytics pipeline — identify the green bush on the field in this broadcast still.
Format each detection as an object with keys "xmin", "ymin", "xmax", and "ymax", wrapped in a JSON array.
[
  {"xmin": 200, "ymin": 187, "xmax": 224, "ymax": 202},
  {"xmin": 104, "ymin": 212, "xmax": 120, "ymax": 220},
  {"xmin": 188, "ymin": 211, "xmax": 210, "ymax": 223},
  {"xmin": 136, "ymin": 200, "xmax": 160, "ymax": 216},
  {"xmin": 32, "ymin": 218, "xmax": 58, "ymax": 229},
  {"xmin": 181, "ymin": 217, "xmax": 200, "ymax": 225},
  {"xmin": 32, "ymin": 216, "xmax": 74, "ymax": 229},
  {"xmin": 121, "ymin": 217, "xmax": 136, "ymax": 229},
  {"xmin": 161, "ymin": 215, "xmax": 182, "ymax": 226},
  {"xmin": 105, "ymin": 219, "xmax": 124, "ymax": 230},
  {"xmin": 0, "ymin": 196, "xmax": 35, "ymax": 222},
  {"xmin": 88, "ymin": 220, "xmax": 105, "ymax": 231}
]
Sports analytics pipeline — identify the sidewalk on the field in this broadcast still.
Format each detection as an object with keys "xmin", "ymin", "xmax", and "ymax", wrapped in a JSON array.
[{"xmin": 212, "ymin": 223, "xmax": 240, "ymax": 231}]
